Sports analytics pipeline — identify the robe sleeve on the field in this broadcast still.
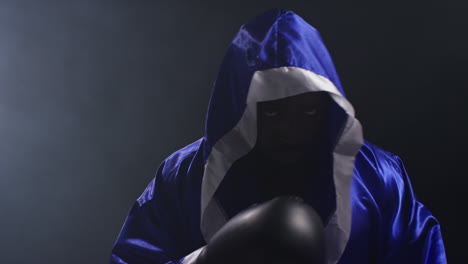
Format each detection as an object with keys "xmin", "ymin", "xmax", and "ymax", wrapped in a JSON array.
[
  {"xmin": 110, "ymin": 162, "xmax": 204, "ymax": 264},
  {"xmin": 383, "ymin": 156, "xmax": 447, "ymax": 263}
]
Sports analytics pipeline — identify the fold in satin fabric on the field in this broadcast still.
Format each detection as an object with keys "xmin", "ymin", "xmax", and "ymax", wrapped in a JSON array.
[
  {"xmin": 341, "ymin": 142, "xmax": 446, "ymax": 263},
  {"xmin": 110, "ymin": 9, "xmax": 446, "ymax": 264}
]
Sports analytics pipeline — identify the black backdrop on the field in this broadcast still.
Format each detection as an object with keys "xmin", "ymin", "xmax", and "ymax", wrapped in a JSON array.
[{"xmin": 0, "ymin": 1, "xmax": 465, "ymax": 263}]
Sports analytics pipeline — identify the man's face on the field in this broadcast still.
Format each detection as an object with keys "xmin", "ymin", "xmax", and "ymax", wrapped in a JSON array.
[{"xmin": 256, "ymin": 91, "xmax": 331, "ymax": 164}]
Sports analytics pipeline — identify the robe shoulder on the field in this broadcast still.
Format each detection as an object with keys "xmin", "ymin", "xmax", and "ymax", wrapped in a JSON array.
[
  {"xmin": 352, "ymin": 140, "xmax": 411, "ymax": 213},
  {"xmin": 136, "ymin": 138, "xmax": 204, "ymax": 206},
  {"xmin": 355, "ymin": 140, "xmax": 406, "ymax": 184}
]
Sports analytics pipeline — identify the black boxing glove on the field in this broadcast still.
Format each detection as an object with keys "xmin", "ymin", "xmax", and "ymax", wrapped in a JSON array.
[{"xmin": 195, "ymin": 196, "xmax": 325, "ymax": 264}]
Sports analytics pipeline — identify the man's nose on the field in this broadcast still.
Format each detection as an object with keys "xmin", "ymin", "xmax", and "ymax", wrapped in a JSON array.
[{"xmin": 277, "ymin": 118, "xmax": 303, "ymax": 144}]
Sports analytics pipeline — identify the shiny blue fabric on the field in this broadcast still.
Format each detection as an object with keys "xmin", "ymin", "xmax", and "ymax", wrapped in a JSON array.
[{"xmin": 111, "ymin": 9, "xmax": 446, "ymax": 264}]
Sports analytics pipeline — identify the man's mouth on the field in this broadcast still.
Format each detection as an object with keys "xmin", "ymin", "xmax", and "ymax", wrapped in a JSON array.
[{"xmin": 270, "ymin": 149, "xmax": 306, "ymax": 163}]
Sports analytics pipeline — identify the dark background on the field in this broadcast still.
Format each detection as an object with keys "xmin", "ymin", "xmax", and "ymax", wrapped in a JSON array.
[{"xmin": 0, "ymin": 1, "xmax": 465, "ymax": 263}]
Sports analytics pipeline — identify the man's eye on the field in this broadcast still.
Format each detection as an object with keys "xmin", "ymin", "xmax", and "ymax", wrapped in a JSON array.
[
  {"xmin": 304, "ymin": 109, "xmax": 317, "ymax": 116},
  {"xmin": 264, "ymin": 110, "xmax": 279, "ymax": 117}
]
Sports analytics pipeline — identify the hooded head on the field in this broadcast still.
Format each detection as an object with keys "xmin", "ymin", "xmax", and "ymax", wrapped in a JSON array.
[{"xmin": 200, "ymin": 9, "xmax": 363, "ymax": 262}]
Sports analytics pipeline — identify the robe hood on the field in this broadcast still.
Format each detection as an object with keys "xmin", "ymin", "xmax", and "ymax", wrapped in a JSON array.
[{"xmin": 200, "ymin": 9, "xmax": 364, "ymax": 262}]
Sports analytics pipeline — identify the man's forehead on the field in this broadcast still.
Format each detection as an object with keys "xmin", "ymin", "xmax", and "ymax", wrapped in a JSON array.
[{"xmin": 258, "ymin": 91, "xmax": 330, "ymax": 106}]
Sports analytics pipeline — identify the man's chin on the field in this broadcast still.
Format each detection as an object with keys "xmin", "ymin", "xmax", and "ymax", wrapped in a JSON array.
[{"xmin": 269, "ymin": 151, "xmax": 308, "ymax": 164}]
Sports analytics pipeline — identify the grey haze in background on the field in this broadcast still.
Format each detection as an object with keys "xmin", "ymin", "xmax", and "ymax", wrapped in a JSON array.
[{"xmin": 0, "ymin": 1, "xmax": 466, "ymax": 263}]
